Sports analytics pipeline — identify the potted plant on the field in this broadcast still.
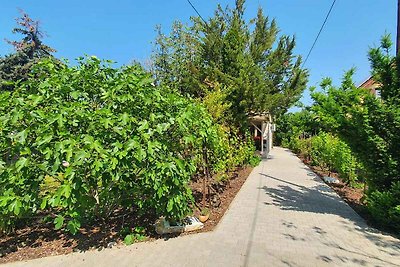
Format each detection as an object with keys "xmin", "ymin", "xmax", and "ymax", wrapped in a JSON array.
[{"xmin": 198, "ymin": 207, "xmax": 210, "ymax": 223}]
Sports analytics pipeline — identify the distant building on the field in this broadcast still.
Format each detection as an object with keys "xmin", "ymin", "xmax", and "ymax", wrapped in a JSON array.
[{"xmin": 359, "ymin": 77, "xmax": 381, "ymax": 98}]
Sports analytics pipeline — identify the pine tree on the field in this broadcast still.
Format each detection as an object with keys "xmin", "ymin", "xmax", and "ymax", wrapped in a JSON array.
[{"xmin": 0, "ymin": 11, "xmax": 55, "ymax": 91}]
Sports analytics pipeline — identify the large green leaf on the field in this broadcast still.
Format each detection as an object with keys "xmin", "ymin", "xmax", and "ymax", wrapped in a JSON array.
[
  {"xmin": 15, "ymin": 157, "xmax": 29, "ymax": 171},
  {"xmin": 9, "ymin": 199, "xmax": 22, "ymax": 216},
  {"xmin": 54, "ymin": 215, "xmax": 64, "ymax": 230},
  {"xmin": 67, "ymin": 219, "xmax": 81, "ymax": 235},
  {"xmin": 124, "ymin": 234, "xmax": 135, "ymax": 245},
  {"xmin": 15, "ymin": 130, "xmax": 28, "ymax": 144}
]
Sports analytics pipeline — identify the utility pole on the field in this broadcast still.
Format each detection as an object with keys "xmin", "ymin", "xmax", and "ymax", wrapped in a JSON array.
[{"xmin": 397, "ymin": 0, "xmax": 400, "ymax": 55}]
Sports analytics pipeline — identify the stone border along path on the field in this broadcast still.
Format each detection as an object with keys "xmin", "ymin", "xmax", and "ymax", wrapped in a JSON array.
[{"xmin": 4, "ymin": 147, "xmax": 400, "ymax": 267}]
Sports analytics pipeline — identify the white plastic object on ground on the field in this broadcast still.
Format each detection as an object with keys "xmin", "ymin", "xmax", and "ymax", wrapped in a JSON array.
[{"xmin": 155, "ymin": 216, "xmax": 204, "ymax": 235}]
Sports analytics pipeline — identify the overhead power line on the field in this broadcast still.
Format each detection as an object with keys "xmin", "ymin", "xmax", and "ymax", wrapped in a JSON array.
[
  {"xmin": 302, "ymin": 0, "xmax": 337, "ymax": 68},
  {"xmin": 397, "ymin": 0, "xmax": 400, "ymax": 55},
  {"xmin": 187, "ymin": 0, "xmax": 207, "ymax": 25},
  {"xmin": 186, "ymin": 0, "xmax": 336, "ymax": 69}
]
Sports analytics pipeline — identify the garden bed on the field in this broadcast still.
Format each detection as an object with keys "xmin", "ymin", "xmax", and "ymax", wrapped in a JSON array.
[
  {"xmin": 188, "ymin": 166, "xmax": 253, "ymax": 233},
  {"xmin": 0, "ymin": 166, "xmax": 253, "ymax": 264}
]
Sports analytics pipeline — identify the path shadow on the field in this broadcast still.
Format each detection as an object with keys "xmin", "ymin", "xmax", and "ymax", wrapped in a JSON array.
[
  {"xmin": 283, "ymin": 148, "xmax": 294, "ymax": 154},
  {"xmin": 261, "ymin": 173, "xmax": 356, "ymax": 218},
  {"xmin": 260, "ymin": 173, "xmax": 400, "ymax": 266}
]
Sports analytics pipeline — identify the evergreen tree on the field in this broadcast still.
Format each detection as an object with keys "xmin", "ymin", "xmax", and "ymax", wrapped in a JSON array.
[
  {"xmin": 152, "ymin": 0, "xmax": 308, "ymax": 130},
  {"xmin": 0, "ymin": 11, "xmax": 55, "ymax": 91},
  {"xmin": 369, "ymin": 34, "xmax": 400, "ymax": 105}
]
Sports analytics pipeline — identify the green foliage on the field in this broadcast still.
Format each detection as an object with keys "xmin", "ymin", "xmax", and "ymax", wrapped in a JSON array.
[
  {"xmin": 310, "ymin": 133, "xmax": 338, "ymax": 173},
  {"xmin": 369, "ymin": 34, "xmax": 400, "ymax": 105},
  {"xmin": 201, "ymin": 83, "xmax": 231, "ymax": 124},
  {"xmin": 288, "ymin": 35, "xmax": 400, "ymax": 232},
  {"xmin": 207, "ymin": 127, "xmax": 259, "ymax": 176},
  {"xmin": 123, "ymin": 226, "xmax": 146, "ymax": 245},
  {"xmin": 274, "ymin": 109, "xmax": 318, "ymax": 147},
  {"xmin": 311, "ymin": 70, "xmax": 400, "ymax": 192},
  {"xmin": 0, "ymin": 56, "xmax": 227, "ymax": 234},
  {"xmin": 152, "ymin": 0, "xmax": 308, "ymax": 129},
  {"xmin": 310, "ymin": 133, "xmax": 360, "ymax": 185},
  {"xmin": 200, "ymin": 207, "xmax": 209, "ymax": 216},
  {"xmin": 367, "ymin": 182, "xmax": 400, "ymax": 232},
  {"xmin": 0, "ymin": 9, "xmax": 263, "ymax": 237},
  {"xmin": 287, "ymin": 137, "xmax": 308, "ymax": 155},
  {"xmin": 333, "ymin": 144, "xmax": 360, "ymax": 185},
  {"xmin": 248, "ymin": 153, "xmax": 262, "ymax": 167},
  {"xmin": 285, "ymin": 131, "xmax": 361, "ymax": 186}
]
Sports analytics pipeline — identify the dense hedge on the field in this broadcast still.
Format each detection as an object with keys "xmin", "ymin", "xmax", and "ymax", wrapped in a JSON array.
[
  {"xmin": 0, "ymin": 57, "xmax": 258, "ymax": 234},
  {"xmin": 367, "ymin": 181, "xmax": 400, "ymax": 230},
  {"xmin": 311, "ymin": 76, "xmax": 400, "ymax": 232},
  {"xmin": 282, "ymin": 102, "xmax": 400, "ymax": 232},
  {"xmin": 287, "ymin": 132, "xmax": 361, "ymax": 186}
]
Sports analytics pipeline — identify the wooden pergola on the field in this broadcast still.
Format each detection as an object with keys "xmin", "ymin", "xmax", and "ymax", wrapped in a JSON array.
[{"xmin": 248, "ymin": 114, "xmax": 274, "ymax": 156}]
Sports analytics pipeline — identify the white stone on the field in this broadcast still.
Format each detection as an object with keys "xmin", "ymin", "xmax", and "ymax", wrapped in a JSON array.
[
  {"xmin": 155, "ymin": 216, "xmax": 203, "ymax": 235},
  {"xmin": 322, "ymin": 176, "xmax": 339, "ymax": 184}
]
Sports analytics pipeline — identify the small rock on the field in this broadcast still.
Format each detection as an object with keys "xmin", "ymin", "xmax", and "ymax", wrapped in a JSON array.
[
  {"xmin": 323, "ymin": 176, "xmax": 339, "ymax": 184},
  {"xmin": 107, "ymin": 242, "xmax": 116, "ymax": 248}
]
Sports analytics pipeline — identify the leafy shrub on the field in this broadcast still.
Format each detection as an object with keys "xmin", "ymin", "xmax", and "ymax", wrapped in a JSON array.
[
  {"xmin": 310, "ymin": 132, "xmax": 336, "ymax": 172},
  {"xmin": 248, "ymin": 153, "xmax": 262, "ymax": 167},
  {"xmin": 209, "ymin": 128, "xmax": 259, "ymax": 176},
  {"xmin": 288, "ymin": 137, "xmax": 302, "ymax": 154},
  {"xmin": 286, "ymin": 132, "xmax": 361, "ymax": 186},
  {"xmin": 0, "ymin": 57, "xmax": 227, "ymax": 234},
  {"xmin": 288, "ymin": 137, "xmax": 310, "ymax": 159},
  {"xmin": 274, "ymin": 110, "xmax": 319, "ymax": 147},
  {"xmin": 333, "ymin": 142, "xmax": 360, "ymax": 185},
  {"xmin": 310, "ymin": 133, "xmax": 360, "ymax": 185},
  {"xmin": 367, "ymin": 182, "xmax": 400, "ymax": 232},
  {"xmin": 123, "ymin": 226, "xmax": 146, "ymax": 245},
  {"xmin": 312, "ymin": 74, "xmax": 400, "ymax": 192}
]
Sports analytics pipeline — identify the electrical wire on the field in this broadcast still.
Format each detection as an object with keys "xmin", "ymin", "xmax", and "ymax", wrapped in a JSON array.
[
  {"xmin": 185, "ymin": 0, "xmax": 337, "ymax": 70},
  {"xmin": 301, "ymin": 0, "xmax": 337, "ymax": 68},
  {"xmin": 187, "ymin": 0, "xmax": 207, "ymax": 25}
]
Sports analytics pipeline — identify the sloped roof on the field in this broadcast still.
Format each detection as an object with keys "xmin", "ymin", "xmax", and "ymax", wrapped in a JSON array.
[{"xmin": 359, "ymin": 76, "xmax": 380, "ymax": 90}]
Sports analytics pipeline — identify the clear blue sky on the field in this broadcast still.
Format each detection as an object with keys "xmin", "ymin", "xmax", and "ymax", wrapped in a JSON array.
[{"xmin": 0, "ymin": 0, "xmax": 396, "ymax": 106}]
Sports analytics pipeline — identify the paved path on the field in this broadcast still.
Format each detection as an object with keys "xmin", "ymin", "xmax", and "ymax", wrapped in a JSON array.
[{"xmin": 5, "ymin": 147, "xmax": 400, "ymax": 267}]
